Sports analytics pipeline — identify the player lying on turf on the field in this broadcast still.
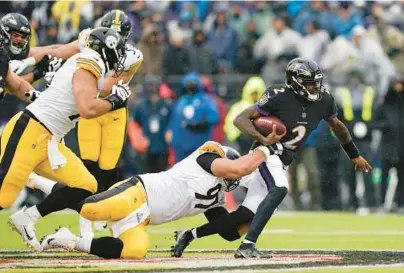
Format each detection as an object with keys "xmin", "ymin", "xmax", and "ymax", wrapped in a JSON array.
[
  {"xmin": 39, "ymin": 141, "xmax": 282, "ymax": 259},
  {"xmin": 172, "ymin": 58, "xmax": 372, "ymax": 259}
]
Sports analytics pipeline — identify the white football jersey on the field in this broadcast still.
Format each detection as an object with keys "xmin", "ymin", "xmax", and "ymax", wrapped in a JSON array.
[
  {"xmin": 140, "ymin": 148, "xmax": 226, "ymax": 225},
  {"xmin": 27, "ymin": 50, "xmax": 106, "ymax": 139},
  {"xmin": 79, "ymin": 28, "xmax": 143, "ymax": 76}
]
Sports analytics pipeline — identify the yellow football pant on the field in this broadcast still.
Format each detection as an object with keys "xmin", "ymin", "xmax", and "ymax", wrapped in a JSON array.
[
  {"xmin": 77, "ymin": 107, "xmax": 127, "ymax": 170},
  {"xmin": 80, "ymin": 177, "xmax": 149, "ymax": 259},
  {"xmin": 0, "ymin": 111, "xmax": 97, "ymax": 208}
]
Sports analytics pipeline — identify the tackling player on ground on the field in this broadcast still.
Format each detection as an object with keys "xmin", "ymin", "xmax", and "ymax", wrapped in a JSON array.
[
  {"xmin": 172, "ymin": 58, "xmax": 371, "ymax": 258},
  {"xmin": 0, "ymin": 27, "xmax": 130, "ymax": 251},
  {"xmin": 39, "ymin": 141, "xmax": 273, "ymax": 259}
]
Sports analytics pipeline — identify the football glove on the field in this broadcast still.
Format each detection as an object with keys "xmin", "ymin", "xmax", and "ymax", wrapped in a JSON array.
[
  {"xmin": 10, "ymin": 57, "xmax": 35, "ymax": 75},
  {"xmin": 25, "ymin": 90, "xmax": 41, "ymax": 102},
  {"xmin": 268, "ymin": 142, "xmax": 283, "ymax": 156},
  {"xmin": 105, "ymin": 80, "xmax": 131, "ymax": 110},
  {"xmin": 47, "ymin": 56, "xmax": 63, "ymax": 72}
]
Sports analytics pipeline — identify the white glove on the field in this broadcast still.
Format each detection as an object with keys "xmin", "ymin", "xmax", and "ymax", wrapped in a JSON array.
[
  {"xmin": 105, "ymin": 80, "xmax": 131, "ymax": 110},
  {"xmin": 9, "ymin": 57, "xmax": 35, "ymax": 75},
  {"xmin": 25, "ymin": 90, "xmax": 41, "ymax": 102},
  {"xmin": 44, "ymin": 71, "xmax": 55, "ymax": 84},
  {"xmin": 47, "ymin": 56, "xmax": 63, "ymax": 72}
]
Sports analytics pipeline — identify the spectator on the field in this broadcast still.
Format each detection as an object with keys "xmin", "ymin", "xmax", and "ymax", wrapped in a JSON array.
[
  {"xmin": 207, "ymin": 7, "xmax": 238, "ymax": 71},
  {"xmin": 254, "ymin": 16, "xmax": 301, "ymax": 63},
  {"xmin": 166, "ymin": 72, "xmax": 219, "ymax": 162},
  {"xmin": 331, "ymin": 2, "xmax": 364, "ymax": 38},
  {"xmin": 351, "ymin": 25, "xmax": 396, "ymax": 99},
  {"xmin": 228, "ymin": 2, "xmax": 250, "ymax": 43},
  {"xmin": 163, "ymin": 31, "xmax": 190, "ymax": 75},
  {"xmin": 224, "ymin": 76, "xmax": 266, "ymax": 155},
  {"xmin": 200, "ymin": 74, "xmax": 226, "ymax": 144},
  {"xmin": 289, "ymin": 128, "xmax": 321, "ymax": 210},
  {"xmin": 166, "ymin": 10, "xmax": 195, "ymax": 47},
  {"xmin": 335, "ymin": 69, "xmax": 377, "ymax": 213},
  {"xmin": 133, "ymin": 76, "xmax": 172, "ymax": 173},
  {"xmin": 236, "ymin": 41, "xmax": 265, "ymax": 74},
  {"xmin": 373, "ymin": 78, "xmax": 404, "ymax": 213},
  {"xmin": 243, "ymin": 21, "xmax": 261, "ymax": 47},
  {"xmin": 188, "ymin": 29, "xmax": 216, "ymax": 75},
  {"xmin": 137, "ymin": 25, "xmax": 165, "ymax": 76},
  {"xmin": 251, "ymin": 1, "xmax": 274, "ymax": 36},
  {"xmin": 40, "ymin": 19, "xmax": 58, "ymax": 46},
  {"xmin": 298, "ymin": 20, "xmax": 330, "ymax": 64},
  {"xmin": 293, "ymin": 1, "xmax": 334, "ymax": 35}
]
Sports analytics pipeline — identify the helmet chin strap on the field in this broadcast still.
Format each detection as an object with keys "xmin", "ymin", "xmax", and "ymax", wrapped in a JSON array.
[{"xmin": 292, "ymin": 76, "xmax": 320, "ymax": 101}]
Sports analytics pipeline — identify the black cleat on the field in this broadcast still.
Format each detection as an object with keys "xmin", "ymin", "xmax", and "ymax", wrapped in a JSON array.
[
  {"xmin": 171, "ymin": 230, "xmax": 194, "ymax": 258},
  {"xmin": 234, "ymin": 243, "xmax": 272, "ymax": 259}
]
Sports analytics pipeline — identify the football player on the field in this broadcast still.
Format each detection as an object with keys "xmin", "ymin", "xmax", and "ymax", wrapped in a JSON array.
[
  {"xmin": 1, "ymin": 27, "xmax": 130, "ymax": 252},
  {"xmin": 39, "ymin": 141, "xmax": 274, "ymax": 259},
  {"xmin": 173, "ymin": 58, "xmax": 372, "ymax": 259},
  {"xmin": 25, "ymin": 9, "xmax": 143, "ymax": 197},
  {"xmin": 0, "ymin": 13, "xmax": 61, "ymax": 103}
]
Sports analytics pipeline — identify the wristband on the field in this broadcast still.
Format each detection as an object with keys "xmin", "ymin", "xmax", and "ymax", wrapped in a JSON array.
[
  {"xmin": 32, "ymin": 67, "xmax": 45, "ymax": 82},
  {"xmin": 341, "ymin": 140, "xmax": 360, "ymax": 159},
  {"xmin": 255, "ymin": 146, "xmax": 271, "ymax": 159}
]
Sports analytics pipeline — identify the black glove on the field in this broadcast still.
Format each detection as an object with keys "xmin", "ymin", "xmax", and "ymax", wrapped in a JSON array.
[
  {"xmin": 25, "ymin": 90, "xmax": 41, "ymax": 102},
  {"xmin": 105, "ymin": 80, "xmax": 131, "ymax": 110}
]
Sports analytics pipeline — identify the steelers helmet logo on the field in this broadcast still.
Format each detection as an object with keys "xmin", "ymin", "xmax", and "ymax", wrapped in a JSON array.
[{"xmin": 105, "ymin": 35, "xmax": 118, "ymax": 49}]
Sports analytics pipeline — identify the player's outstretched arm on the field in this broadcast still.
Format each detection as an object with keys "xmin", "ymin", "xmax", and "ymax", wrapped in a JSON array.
[
  {"xmin": 5, "ymin": 68, "xmax": 35, "ymax": 103},
  {"xmin": 327, "ymin": 117, "xmax": 372, "ymax": 172},
  {"xmin": 210, "ymin": 146, "xmax": 270, "ymax": 179}
]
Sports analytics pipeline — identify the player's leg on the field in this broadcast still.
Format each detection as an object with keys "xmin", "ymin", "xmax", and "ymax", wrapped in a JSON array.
[
  {"xmin": 235, "ymin": 156, "xmax": 288, "ymax": 258},
  {"xmin": 98, "ymin": 108, "xmax": 127, "ymax": 192},
  {"xmin": 20, "ymin": 142, "xmax": 98, "ymax": 237},
  {"xmin": 303, "ymin": 147, "xmax": 321, "ymax": 209},
  {"xmin": 77, "ymin": 117, "xmax": 104, "ymax": 191},
  {"xmin": 2, "ymin": 111, "xmax": 50, "ymax": 250},
  {"xmin": 288, "ymin": 150, "xmax": 302, "ymax": 210}
]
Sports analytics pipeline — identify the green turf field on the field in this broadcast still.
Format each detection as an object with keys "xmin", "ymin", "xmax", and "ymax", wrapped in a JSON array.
[{"xmin": 1, "ymin": 211, "xmax": 404, "ymax": 272}]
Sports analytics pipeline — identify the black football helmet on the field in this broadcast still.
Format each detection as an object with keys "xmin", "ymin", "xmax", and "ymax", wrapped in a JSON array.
[
  {"xmin": 0, "ymin": 13, "xmax": 31, "ymax": 56},
  {"xmin": 86, "ymin": 27, "xmax": 126, "ymax": 76},
  {"xmin": 286, "ymin": 58, "xmax": 324, "ymax": 102},
  {"xmin": 222, "ymin": 146, "xmax": 241, "ymax": 192},
  {"xmin": 100, "ymin": 10, "xmax": 132, "ymax": 42}
]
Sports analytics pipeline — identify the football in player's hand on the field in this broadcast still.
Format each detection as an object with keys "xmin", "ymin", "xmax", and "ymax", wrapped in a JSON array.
[{"xmin": 253, "ymin": 116, "xmax": 287, "ymax": 136}]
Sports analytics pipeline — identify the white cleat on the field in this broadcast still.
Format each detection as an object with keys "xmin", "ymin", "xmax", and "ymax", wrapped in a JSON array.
[
  {"xmin": 25, "ymin": 173, "xmax": 37, "ymax": 189},
  {"xmin": 8, "ymin": 206, "xmax": 42, "ymax": 252},
  {"xmin": 41, "ymin": 227, "xmax": 77, "ymax": 251}
]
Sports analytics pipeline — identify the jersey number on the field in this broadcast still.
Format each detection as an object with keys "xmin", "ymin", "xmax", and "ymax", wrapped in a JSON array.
[
  {"xmin": 194, "ymin": 184, "xmax": 222, "ymax": 209},
  {"xmin": 283, "ymin": 125, "xmax": 306, "ymax": 150},
  {"xmin": 273, "ymin": 88, "xmax": 285, "ymax": 95}
]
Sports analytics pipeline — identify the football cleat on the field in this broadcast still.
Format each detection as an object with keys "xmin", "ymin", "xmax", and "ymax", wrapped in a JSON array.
[
  {"xmin": 171, "ymin": 230, "xmax": 194, "ymax": 257},
  {"xmin": 8, "ymin": 206, "xmax": 42, "ymax": 252},
  {"xmin": 41, "ymin": 227, "xmax": 77, "ymax": 251},
  {"xmin": 234, "ymin": 243, "xmax": 272, "ymax": 259}
]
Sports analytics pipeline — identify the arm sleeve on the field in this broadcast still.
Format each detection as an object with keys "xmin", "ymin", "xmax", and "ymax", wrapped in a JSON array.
[{"xmin": 196, "ymin": 153, "xmax": 221, "ymax": 174}]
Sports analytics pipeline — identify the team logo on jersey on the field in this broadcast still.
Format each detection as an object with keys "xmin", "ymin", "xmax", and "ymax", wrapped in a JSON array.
[
  {"xmin": 105, "ymin": 35, "xmax": 118, "ymax": 49},
  {"xmin": 258, "ymin": 93, "xmax": 269, "ymax": 106},
  {"xmin": 288, "ymin": 63, "xmax": 312, "ymax": 77}
]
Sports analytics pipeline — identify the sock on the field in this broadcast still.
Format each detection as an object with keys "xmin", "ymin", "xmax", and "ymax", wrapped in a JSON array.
[
  {"xmin": 245, "ymin": 187, "xmax": 287, "ymax": 244},
  {"xmin": 36, "ymin": 186, "xmax": 93, "ymax": 217},
  {"xmin": 242, "ymin": 239, "xmax": 255, "ymax": 245},
  {"xmin": 191, "ymin": 228, "xmax": 198, "ymax": 239},
  {"xmin": 79, "ymin": 216, "xmax": 93, "ymax": 237},
  {"xmin": 32, "ymin": 175, "xmax": 57, "ymax": 195},
  {"xmin": 100, "ymin": 168, "xmax": 119, "ymax": 192},
  {"xmin": 83, "ymin": 160, "xmax": 105, "ymax": 193},
  {"xmin": 76, "ymin": 236, "xmax": 92, "ymax": 253},
  {"xmin": 51, "ymin": 183, "xmax": 66, "ymax": 193},
  {"xmin": 90, "ymin": 237, "xmax": 123, "ymax": 258},
  {"xmin": 25, "ymin": 206, "xmax": 42, "ymax": 222}
]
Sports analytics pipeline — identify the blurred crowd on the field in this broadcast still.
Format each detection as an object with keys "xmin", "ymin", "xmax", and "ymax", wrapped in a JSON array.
[{"xmin": 1, "ymin": 0, "xmax": 404, "ymax": 214}]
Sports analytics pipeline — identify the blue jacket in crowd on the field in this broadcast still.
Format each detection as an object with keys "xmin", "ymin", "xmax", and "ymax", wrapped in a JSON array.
[{"xmin": 168, "ymin": 72, "xmax": 219, "ymax": 161}]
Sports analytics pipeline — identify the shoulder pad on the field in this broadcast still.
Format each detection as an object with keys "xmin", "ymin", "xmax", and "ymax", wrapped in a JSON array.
[
  {"xmin": 123, "ymin": 44, "xmax": 144, "ymax": 73},
  {"xmin": 75, "ymin": 53, "xmax": 105, "ymax": 79},
  {"xmin": 78, "ymin": 28, "xmax": 92, "ymax": 52},
  {"xmin": 198, "ymin": 141, "xmax": 225, "ymax": 158}
]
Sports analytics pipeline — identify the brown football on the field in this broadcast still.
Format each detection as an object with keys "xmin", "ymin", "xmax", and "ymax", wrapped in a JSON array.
[{"xmin": 253, "ymin": 116, "xmax": 287, "ymax": 136}]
